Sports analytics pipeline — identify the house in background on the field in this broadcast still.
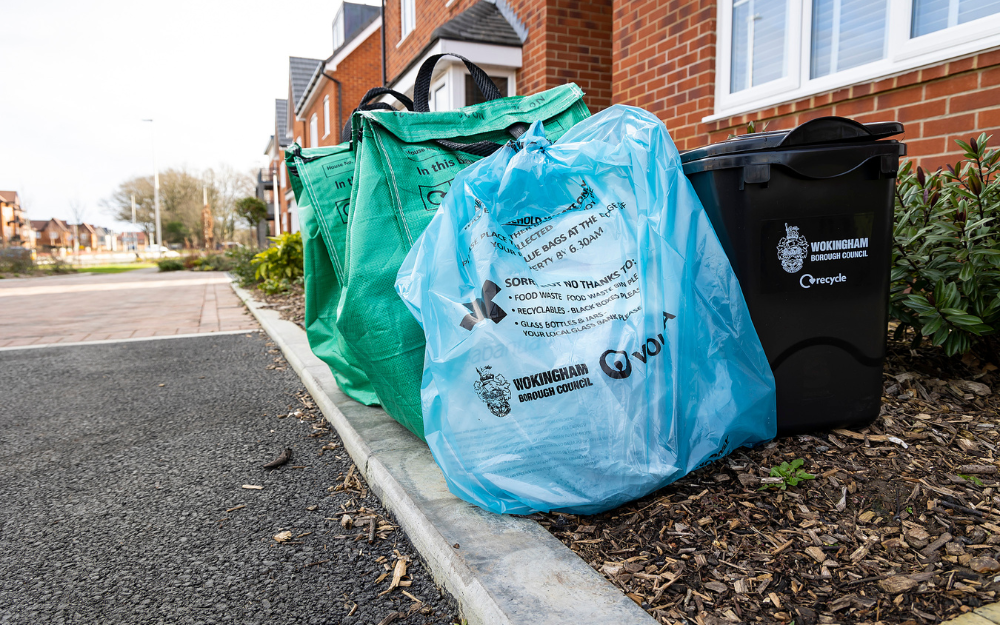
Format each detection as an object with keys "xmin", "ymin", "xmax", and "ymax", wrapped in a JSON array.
[
  {"xmin": 260, "ymin": 3, "xmax": 384, "ymax": 240},
  {"xmin": 32, "ymin": 218, "xmax": 73, "ymax": 253},
  {"xmin": 377, "ymin": 0, "xmax": 1000, "ymax": 168},
  {"xmin": 117, "ymin": 231, "xmax": 148, "ymax": 252},
  {"xmin": 0, "ymin": 191, "xmax": 30, "ymax": 247}
]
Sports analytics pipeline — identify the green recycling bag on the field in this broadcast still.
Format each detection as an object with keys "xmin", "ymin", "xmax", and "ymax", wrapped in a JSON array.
[
  {"xmin": 286, "ymin": 142, "xmax": 379, "ymax": 406},
  {"xmin": 342, "ymin": 73, "xmax": 591, "ymax": 439}
]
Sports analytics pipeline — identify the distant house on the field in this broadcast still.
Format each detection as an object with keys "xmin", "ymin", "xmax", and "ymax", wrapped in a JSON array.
[
  {"xmin": 33, "ymin": 218, "xmax": 73, "ymax": 251},
  {"xmin": 117, "ymin": 231, "xmax": 148, "ymax": 251},
  {"xmin": 0, "ymin": 191, "xmax": 30, "ymax": 247},
  {"xmin": 261, "ymin": 4, "xmax": 384, "ymax": 240}
]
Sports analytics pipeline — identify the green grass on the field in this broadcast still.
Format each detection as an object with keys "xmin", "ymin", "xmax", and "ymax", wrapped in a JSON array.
[{"xmin": 78, "ymin": 263, "xmax": 156, "ymax": 274}]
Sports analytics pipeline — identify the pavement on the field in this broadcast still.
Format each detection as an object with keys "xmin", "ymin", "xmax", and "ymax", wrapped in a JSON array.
[
  {"xmin": 0, "ymin": 269, "xmax": 257, "ymax": 348},
  {"xmin": 0, "ymin": 271, "xmax": 457, "ymax": 624}
]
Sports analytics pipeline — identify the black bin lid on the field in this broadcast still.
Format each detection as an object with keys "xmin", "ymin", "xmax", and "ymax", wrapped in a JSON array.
[{"xmin": 680, "ymin": 116, "xmax": 904, "ymax": 163}]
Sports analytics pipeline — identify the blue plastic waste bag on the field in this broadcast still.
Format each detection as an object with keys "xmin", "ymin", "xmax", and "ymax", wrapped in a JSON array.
[{"xmin": 395, "ymin": 105, "xmax": 776, "ymax": 515}]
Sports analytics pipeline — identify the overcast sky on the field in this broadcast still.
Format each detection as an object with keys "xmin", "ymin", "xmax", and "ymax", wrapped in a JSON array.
[{"xmin": 1, "ymin": 0, "xmax": 372, "ymax": 227}]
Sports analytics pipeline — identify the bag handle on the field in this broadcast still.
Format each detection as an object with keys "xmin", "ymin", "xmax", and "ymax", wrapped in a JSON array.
[
  {"xmin": 342, "ymin": 87, "xmax": 415, "ymax": 142},
  {"xmin": 413, "ymin": 53, "xmax": 501, "ymax": 112},
  {"xmin": 412, "ymin": 53, "xmax": 528, "ymax": 157}
]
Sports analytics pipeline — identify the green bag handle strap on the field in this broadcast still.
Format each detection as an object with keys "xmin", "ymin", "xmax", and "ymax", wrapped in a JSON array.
[
  {"xmin": 342, "ymin": 87, "xmax": 415, "ymax": 142},
  {"xmin": 412, "ymin": 53, "xmax": 528, "ymax": 157}
]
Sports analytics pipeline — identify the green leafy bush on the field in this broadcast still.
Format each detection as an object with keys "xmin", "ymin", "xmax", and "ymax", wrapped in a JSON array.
[
  {"xmin": 226, "ymin": 246, "xmax": 259, "ymax": 286},
  {"xmin": 157, "ymin": 259, "xmax": 184, "ymax": 272},
  {"xmin": 891, "ymin": 133, "xmax": 1000, "ymax": 357},
  {"xmin": 251, "ymin": 232, "xmax": 303, "ymax": 294}
]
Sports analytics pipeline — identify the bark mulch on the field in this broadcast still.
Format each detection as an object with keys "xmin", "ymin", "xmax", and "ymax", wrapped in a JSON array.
[
  {"xmin": 259, "ymin": 285, "xmax": 305, "ymax": 330},
  {"xmin": 536, "ymin": 342, "xmax": 1000, "ymax": 625}
]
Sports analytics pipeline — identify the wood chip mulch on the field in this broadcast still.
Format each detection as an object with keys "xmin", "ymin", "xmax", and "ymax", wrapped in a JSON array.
[
  {"xmin": 535, "ymin": 341, "xmax": 1000, "ymax": 625},
  {"xmin": 259, "ymin": 285, "xmax": 305, "ymax": 330}
]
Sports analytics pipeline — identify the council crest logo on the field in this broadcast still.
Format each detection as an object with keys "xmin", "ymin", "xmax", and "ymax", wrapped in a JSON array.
[
  {"xmin": 473, "ymin": 366, "xmax": 511, "ymax": 418},
  {"xmin": 777, "ymin": 223, "xmax": 809, "ymax": 273}
]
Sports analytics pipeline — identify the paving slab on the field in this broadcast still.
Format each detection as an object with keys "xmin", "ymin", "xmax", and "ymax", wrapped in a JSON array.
[
  {"xmin": 231, "ymin": 280, "xmax": 655, "ymax": 625},
  {"xmin": 0, "ymin": 269, "xmax": 257, "ymax": 346}
]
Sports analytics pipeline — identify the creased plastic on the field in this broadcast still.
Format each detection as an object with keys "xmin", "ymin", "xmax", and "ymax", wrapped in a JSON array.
[{"xmin": 396, "ymin": 105, "xmax": 776, "ymax": 515}]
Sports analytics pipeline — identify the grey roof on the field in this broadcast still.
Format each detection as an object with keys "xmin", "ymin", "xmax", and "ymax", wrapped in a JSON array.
[
  {"xmin": 274, "ymin": 100, "xmax": 290, "ymax": 147},
  {"xmin": 337, "ymin": 3, "xmax": 381, "ymax": 55},
  {"xmin": 432, "ymin": 1, "xmax": 522, "ymax": 47},
  {"xmin": 289, "ymin": 57, "xmax": 323, "ymax": 110}
]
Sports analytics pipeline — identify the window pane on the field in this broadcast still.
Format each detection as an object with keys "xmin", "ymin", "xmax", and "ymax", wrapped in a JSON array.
[
  {"xmin": 753, "ymin": 0, "xmax": 787, "ymax": 85},
  {"xmin": 731, "ymin": 0, "xmax": 751, "ymax": 93},
  {"xmin": 812, "ymin": 0, "xmax": 886, "ymax": 78},
  {"xmin": 465, "ymin": 75, "xmax": 509, "ymax": 106},
  {"xmin": 959, "ymin": 0, "xmax": 1000, "ymax": 23},
  {"xmin": 731, "ymin": 0, "xmax": 787, "ymax": 93},
  {"xmin": 810, "ymin": 0, "xmax": 834, "ymax": 78},
  {"xmin": 433, "ymin": 84, "xmax": 448, "ymax": 112},
  {"xmin": 912, "ymin": 0, "xmax": 950, "ymax": 36}
]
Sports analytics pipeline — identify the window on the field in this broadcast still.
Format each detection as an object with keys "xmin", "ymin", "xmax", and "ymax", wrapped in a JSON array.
[
  {"xmin": 310, "ymin": 114, "xmax": 319, "ymax": 147},
  {"xmin": 333, "ymin": 9, "xmax": 345, "ymax": 49},
  {"xmin": 810, "ymin": 0, "xmax": 888, "ymax": 78},
  {"xmin": 400, "ymin": 0, "xmax": 415, "ymax": 41},
  {"xmin": 464, "ymin": 75, "xmax": 509, "ymax": 106},
  {"xmin": 713, "ymin": 0, "xmax": 1000, "ymax": 118},
  {"xmin": 323, "ymin": 96, "xmax": 331, "ymax": 137},
  {"xmin": 280, "ymin": 161, "xmax": 287, "ymax": 188},
  {"xmin": 730, "ymin": 0, "xmax": 789, "ymax": 93},
  {"xmin": 912, "ymin": 0, "xmax": 1000, "ymax": 36}
]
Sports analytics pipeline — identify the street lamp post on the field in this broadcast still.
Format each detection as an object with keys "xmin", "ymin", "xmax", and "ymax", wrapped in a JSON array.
[{"xmin": 142, "ymin": 119, "xmax": 162, "ymax": 258}]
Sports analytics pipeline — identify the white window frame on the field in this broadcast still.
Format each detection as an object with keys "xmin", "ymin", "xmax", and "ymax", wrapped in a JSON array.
[
  {"xmin": 323, "ymin": 96, "xmax": 331, "ymax": 137},
  {"xmin": 400, "ymin": 0, "xmax": 416, "ymax": 44},
  {"xmin": 709, "ymin": 0, "xmax": 1000, "ymax": 121},
  {"xmin": 309, "ymin": 114, "xmax": 319, "ymax": 147}
]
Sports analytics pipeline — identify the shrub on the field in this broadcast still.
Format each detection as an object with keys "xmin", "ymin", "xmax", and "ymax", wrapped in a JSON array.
[
  {"xmin": 197, "ymin": 253, "xmax": 234, "ymax": 272},
  {"xmin": 251, "ymin": 232, "xmax": 303, "ymax": 294},
  {"xmin": 0, "ymin": 248, "xmax": 34, "ymax": 274},
  {"xmin": 158, "ymin": 259, "xmax": 184, "ymax": 272},
  {"xmin": 226, "ymin": 246, "xmax": 259, "ymax": 286},
  {"xmin": 891, "ymin": 133, "xmax": 1000, "ymax": 358}
]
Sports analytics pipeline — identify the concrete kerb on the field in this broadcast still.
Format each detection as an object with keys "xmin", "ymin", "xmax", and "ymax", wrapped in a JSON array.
[{"xmin": 229, "ymin": 279, "xmax": 655, "ymax": 625}]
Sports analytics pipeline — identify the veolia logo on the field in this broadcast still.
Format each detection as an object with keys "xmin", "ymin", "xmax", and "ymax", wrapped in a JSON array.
[
  {"xmin": 599, "ymin": 350, "xmax": 632, "ymax": 379},
  {"xmin": 777, "ymin": 223, "xmax": 809, "ymax": 274},
  {"xmin": 800, "ymin": 273, "xmax": 847, "ymax": 288},
  {"xmin": 599, "ymin": 333, "xmax": 667, "ymax": 380}
]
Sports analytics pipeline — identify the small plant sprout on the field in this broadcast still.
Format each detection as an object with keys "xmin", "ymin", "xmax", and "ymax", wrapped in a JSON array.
[{"xmin": 760, "ymin": 458, "xmax": 816, "ymax": 490}]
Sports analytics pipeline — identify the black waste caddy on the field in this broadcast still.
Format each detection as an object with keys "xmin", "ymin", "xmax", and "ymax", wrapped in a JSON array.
[{"xmin": 681, "ymin": 117, "xmax": 906, "ymax": 435}]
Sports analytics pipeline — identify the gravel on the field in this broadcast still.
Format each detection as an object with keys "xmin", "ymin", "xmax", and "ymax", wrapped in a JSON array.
[{"xmin": 0, "ymin": 333, "xmax": 458, "ymax": 625}]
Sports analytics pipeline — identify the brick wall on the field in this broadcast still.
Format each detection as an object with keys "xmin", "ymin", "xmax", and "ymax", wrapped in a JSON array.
[
  {"xmin": 301, "ymin": 27, "xmax": 383, "ymax": 147},
  {"xmin": 383, "ymin": 0, "xmax": 612, "ymax": 111},
  {"xmin": 612, "ymin": 0, "xmax": 716, "ymax": 151},
  {"xmin": 612, "ymin": 0, "xmax": 1000, "ymax": 169},
  {"xmin": 704, "ymin": 50, "xmax": 1000, "ymax": 171}
]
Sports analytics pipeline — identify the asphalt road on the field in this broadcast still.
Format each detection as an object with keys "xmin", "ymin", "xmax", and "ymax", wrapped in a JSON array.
[{"xmin": 0, "ymin": 333, "xmax": 457, "ymax": 625}]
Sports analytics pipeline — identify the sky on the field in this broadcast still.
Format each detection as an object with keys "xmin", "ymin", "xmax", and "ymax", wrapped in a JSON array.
[{"xmin": 1, "ymin": 0, "xmax": 376, "ymax": 227}]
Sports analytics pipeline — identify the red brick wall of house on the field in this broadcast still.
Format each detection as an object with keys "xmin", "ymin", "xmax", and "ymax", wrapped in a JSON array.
[
  {"xmin": 383, "ymin": 0, "xmax": 612, "ymax": 112},
  {"xmin": 703, "ymin": 51, "xmax": 1000, "ymax": 171},
  {"xmin": 612, "ymin": 0, "xmax": 1000, "ymax": 169},
  {"xmin": 613, "ymin": 0, "xmax": 716, "ymax": 151},
  {"xmin": 301, "ymin": 28, "xmax": 383, "ymax": 147}
]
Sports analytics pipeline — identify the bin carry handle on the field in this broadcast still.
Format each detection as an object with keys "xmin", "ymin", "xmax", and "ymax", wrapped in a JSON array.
[
  {"xmin": 342, "ymin": 87, "xmax": 416, "ymax": 142},
  {"xmin": 413, "ymin": 53, "xmax": 529, "ymax": 157},
  {"xmin": 779, "ymin": 116, "xmax": 904, "ymax": 148},
  {"xmin": 739, "ymin": 151, "xmax": 904, "ymax": 189}
]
